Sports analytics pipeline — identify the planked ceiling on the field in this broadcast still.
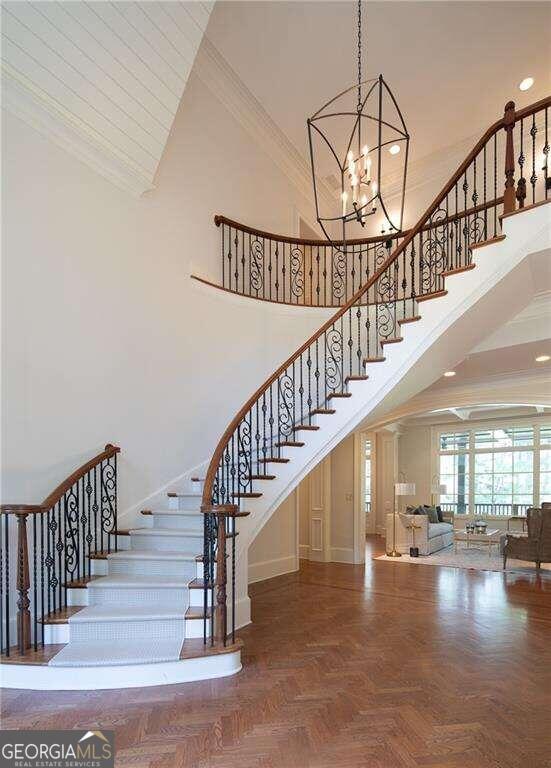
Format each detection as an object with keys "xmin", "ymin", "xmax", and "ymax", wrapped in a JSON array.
[{"xmin": 1, "ymin": 1, "xmax": 213, "ymax": 195}]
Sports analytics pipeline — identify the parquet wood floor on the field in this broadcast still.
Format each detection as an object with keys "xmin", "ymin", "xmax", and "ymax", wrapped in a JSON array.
[{"xmin": 2, "ymin": 536, "xmax": 550, "ymax": 768}]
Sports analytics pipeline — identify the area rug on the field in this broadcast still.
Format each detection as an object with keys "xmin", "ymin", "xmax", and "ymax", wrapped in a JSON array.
[{"xmin": 375, "ymin": 545, "xmax": 551, "ymax": 574}]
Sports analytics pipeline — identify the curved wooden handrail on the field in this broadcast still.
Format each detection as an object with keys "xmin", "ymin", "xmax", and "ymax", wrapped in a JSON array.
[
  {"xmin": 214, "ymin": 214, "xmax": 404, "ymax": 247},
  {"xmin": 0, "ymin": 443, "xmax": 120, "ymax": 515},
  {"xmin": 202, "ymin": 94, "xmax": 551, "ymax": 509}
]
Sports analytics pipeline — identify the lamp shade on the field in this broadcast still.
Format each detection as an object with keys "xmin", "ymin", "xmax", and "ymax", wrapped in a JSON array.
[
  {"xmin": 431, "ymin": 483, "xmax": 447, "ymax": 495},
  {"xmin": 395, "ymin": 482, "xmax": 416, "ymax": 496}
]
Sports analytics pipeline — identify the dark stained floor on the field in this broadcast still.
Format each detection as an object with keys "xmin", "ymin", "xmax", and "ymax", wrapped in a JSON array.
[{"xmin": 2, "ymin": 536, "xmax": 550, "ymax": 768}]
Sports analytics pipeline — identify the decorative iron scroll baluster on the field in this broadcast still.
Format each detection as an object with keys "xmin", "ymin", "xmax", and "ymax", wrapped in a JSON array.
[
  {"xmin": 203, "ymin": 97, "xmax": 550, "ymax": 647},
  {"xmin": 0, "ymin": 445, "xmax": 120, "ymax": 657}
]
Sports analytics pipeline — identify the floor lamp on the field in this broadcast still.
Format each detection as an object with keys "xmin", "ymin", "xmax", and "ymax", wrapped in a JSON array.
[{"xmin": 387, "ymin": 481, "xmax": 416, "ymax": 557}]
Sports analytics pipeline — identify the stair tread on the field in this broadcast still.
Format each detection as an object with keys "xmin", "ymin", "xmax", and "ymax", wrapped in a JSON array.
[
  {"xmin": 49, "ymin": 639, "xmax": 183, "ymax": 667},
  {"xmin": 68, "ymin": 604, "xmax": 186, "ymax": 623},
  {"xmin": 89, "ymin": 575, "xmax": 192, "ymax": 589},
  {"xmin": 142, "ymin": 509, "xmax": 202, "ymax": 517},
  {"xmin": 167, "ymin": 492, "xmax": 202, "ymax": 498},
  {"xmin": 186, "ymin": 607, "xmax": 212, "ymax": 620},
  {"xmin": 107, "ymin": 549, "xmax": 198, "ymax": 562},
  {"xmin": 275, "ymin": 441, "xmax": 305, "ymax": 447}
]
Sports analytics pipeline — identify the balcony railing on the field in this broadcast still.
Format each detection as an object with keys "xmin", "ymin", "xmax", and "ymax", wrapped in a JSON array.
[{"xmin": 440, "ymin": 502, "xmax": 532, "ymax": 517}]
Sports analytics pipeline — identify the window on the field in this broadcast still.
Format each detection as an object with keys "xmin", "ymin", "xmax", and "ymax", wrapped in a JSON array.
[
  {"xmin": 439, "ymin": 431, "xmax": 469, "ymax": 514},
  {"xmin": 365, "ymin": 439, "xmax": 372, "ymax": 514},
  {"xmin": 540, "ymin": 427, "xmax": 551, "ymax": 504},
  {"xmin": 436, "ymin": 421, "xmax": 550, "ymax": 516}
]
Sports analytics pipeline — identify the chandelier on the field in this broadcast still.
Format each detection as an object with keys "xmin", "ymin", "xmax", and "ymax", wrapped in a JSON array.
[{"xmin": 307, "ymin": 0, "xmax": 410, "ymax": 247}]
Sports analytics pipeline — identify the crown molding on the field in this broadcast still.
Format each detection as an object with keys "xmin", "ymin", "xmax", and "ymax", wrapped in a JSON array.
[
  {"xmin": 361, "ymin": 370, "xmax": 551, "ymax": 432},
  {"xmin": 194, "ymin": 38, "xmax": 334, "ymax": 214},
  {"xmin": 2, "ymin": 63, "xmax": 155, "ymax": 197}
]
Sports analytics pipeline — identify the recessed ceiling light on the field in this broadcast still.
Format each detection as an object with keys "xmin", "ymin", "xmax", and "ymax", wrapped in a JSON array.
[
  {"xmin": 389, "ymin": 144, "xmax": 401, "ymax": 155},
  {"xmin": 519, "ymin": 77, "xmax": 534, "ymax": 92},
  {"xmin": 535, "ymin": 354, "xmax": 550, "ymax": 362},
  {"xmin": 443, "ymin": 371, "xmax": 456, "ymax": 377}
]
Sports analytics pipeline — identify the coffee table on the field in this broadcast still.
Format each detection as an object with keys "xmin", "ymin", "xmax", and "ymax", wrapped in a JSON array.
[{"xmin": 454, "ymin": 528, "xmax": 502, "ymax": 558}]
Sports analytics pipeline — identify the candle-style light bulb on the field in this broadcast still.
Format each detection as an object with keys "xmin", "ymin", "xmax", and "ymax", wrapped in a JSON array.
[
  {"xmin": 362, "ymin": 145, "xmax": 369, "ymax": 173},
  {"xmin": 372, "ymin": 180, "xmax": 378, "ymax": 196},
  {"xmin": 351, "ymin": 175, "xmax": 358, "ymax": 203},
  {"xmin": 341, "ymin": 191, "xmax": 348, "ymax": 217},
  {"xmin": 348, "ymin": 150, "xmax": 355, "ymax": 178}
]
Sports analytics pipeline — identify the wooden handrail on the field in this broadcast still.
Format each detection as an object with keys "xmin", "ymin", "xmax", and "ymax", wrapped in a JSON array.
[
  {"xmin": 0, "ymin": 444, "xmax": 121, "ymax": 516},
  {"xmin": 202, "ymin": 95, "xmax": 551, "ymax": 508},
  {"xmin": 214, "ymin": 214, "xmax": 404, "ymax": 247},
  {"xmin": 0, "ymin": 443, "xmax": 121, "ymax": 656}
]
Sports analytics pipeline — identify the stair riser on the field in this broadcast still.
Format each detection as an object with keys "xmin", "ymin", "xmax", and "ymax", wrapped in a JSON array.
[
  {"xmin": 88, "ymin": 586, "xmax": 188, "ymax": 606},
  {"xmin": 168, "ymin": 496, "xmax": 202, "ymax": 512},
  {"xmin": 108, "ymin": 559, "xmax": 196, "ymax": 579},
  {"xmin": 189, "ymin": 589, "xmax": 212, "ymax": 608},
  {"xmin": 152, "ymin": 515, "xmax": 203, "ymax": 531},
  {"xmin": 185, "ymin": 617, "xmax": 210, "ymax": 639},
  {"xmin": 130, "ymin": 533, "xmax": 202, "ymax": 551},
  {"xmin": 70, "ymin": 618, "xmax": 186, "ymax": 642}
]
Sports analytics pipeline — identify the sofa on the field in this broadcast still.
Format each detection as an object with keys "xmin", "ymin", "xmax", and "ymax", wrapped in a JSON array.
[{"xmin": 386, "ymin": 506, "xmax": 454, "ymax": 555}]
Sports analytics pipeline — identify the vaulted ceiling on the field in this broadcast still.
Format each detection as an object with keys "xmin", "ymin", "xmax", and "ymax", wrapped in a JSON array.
[{"xmin": 1, "ymin": 1, "xmax": 213, "ymax": 194}]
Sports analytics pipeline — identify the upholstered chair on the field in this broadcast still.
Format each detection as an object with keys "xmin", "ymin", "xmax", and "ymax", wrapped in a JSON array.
[{"xmin": 503, "ymin": 504, "xmax": 551, "ymax": 569}]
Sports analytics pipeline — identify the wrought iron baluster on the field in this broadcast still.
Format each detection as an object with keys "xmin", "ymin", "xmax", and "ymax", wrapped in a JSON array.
[
  {"xmin": 32, "ymin": 515, "xmax": 37, "ymax": 651},
  {"xmin": 517, "ymin": 117, "xmax": 526, "ymax": 208},
  {"xmin": 241, "ymin": 231, "xmax": 245, "ymax": 296},
  {"xmin": 57, "ymin": 502, "xmax": 62, "ymax": 613},
  {"xmin": 275, "ymin": 243, "xmax": 279, "ymax": 302},
  {"xmin": 268, "ymin": 239, "xmax": 273, "ymax": 301},
  {"xmin": 222, "ymin": 222, "xmax": 225, "ymax": 289},
  {"xmin": 530, "ymin": 113, "xmax": 537, "ymax": 204},
  {"xmin": 40, "ymin": 513, "xmax": 44, "ymax": 646},
  {"xmin": 282, "ymin": 243, "xmax": 286, "ymax": 303},
  {"xmin": 544, "ymin": 107, "xmax": 549, "ymax": 200}
]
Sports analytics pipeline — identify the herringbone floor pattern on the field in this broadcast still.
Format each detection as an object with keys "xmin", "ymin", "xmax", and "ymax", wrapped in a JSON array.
[{"xmin": 2, "ymin": 537, "xmax": 550, "ymax": 768}]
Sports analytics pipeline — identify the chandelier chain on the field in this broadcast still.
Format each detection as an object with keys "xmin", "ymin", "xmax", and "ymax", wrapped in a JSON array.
[{"xmin": 357, "ymin": 0, "xmax": 362, "ymax": 112}]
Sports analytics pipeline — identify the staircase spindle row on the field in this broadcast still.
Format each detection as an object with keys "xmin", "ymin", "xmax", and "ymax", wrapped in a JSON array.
[
  {"xmin": 0, "ymin": 445, "xmax": 119, "ymax": 657},
  {"xmin": 202, "ymin": 96, "xmax": 551, "ymax": 646}
]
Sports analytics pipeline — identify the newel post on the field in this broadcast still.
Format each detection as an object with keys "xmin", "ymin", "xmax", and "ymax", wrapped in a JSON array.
[
  {"xmin": 503, "ymin": 100, "xmax": 517, "ymax": 214},
  {"xmin": 15, "ymin": 512, "xmax": 31, "ymax": 654}
]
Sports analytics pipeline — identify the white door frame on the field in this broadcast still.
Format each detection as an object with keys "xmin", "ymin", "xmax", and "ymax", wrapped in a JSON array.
[{"xmin": 353, "ymin": 430, "xmax": 376, "ymax": 562}]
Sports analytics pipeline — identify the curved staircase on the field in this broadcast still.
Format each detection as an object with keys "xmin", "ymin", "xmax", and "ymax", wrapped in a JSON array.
[{"xmin": 1, "ymin": 95, "xmax": 549, "ymax": 689}]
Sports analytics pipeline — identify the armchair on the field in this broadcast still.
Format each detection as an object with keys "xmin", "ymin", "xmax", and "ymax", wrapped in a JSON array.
[{"xmin": 503, "ymin": 505, "xmax": 551, "ymax": 569}]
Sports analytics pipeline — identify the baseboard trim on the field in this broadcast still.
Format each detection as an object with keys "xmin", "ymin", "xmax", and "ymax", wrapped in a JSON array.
[
  {"xmin": 330, "ymin": 547, "xmax": 355, "ymax": 564},
  {"xmin": 248, "ymin": 555, "xmax": 298, "ymax": 584},
  {"xmin": 0, "ymin": 650, "xmax": 241, "ymax": 690}
]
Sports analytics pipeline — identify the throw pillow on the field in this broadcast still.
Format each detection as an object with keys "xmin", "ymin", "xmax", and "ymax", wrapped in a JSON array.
[
  {"xmin": 436, "ymin": 506, "xmax": 444, "ymax": 523},
  {"xmin": 424, "ymin": 505, "xmax": 439, "ymax": 524}
]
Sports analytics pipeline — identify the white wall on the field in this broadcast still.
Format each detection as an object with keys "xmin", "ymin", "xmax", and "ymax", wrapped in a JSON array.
[
  {"xmin": 248, "ymin": 490, "xmax": 298, "ymax": 583},
  {"xmin": 1, "ymin": 69, "xmax": 324, "ymax": 517},
  {"xmin": 329, "ymin": 435, "xmax": 355, "ymax": 562},
  {"xmin": 398, "ymin": 425, "xmax": 432, "ymax": 510}
]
